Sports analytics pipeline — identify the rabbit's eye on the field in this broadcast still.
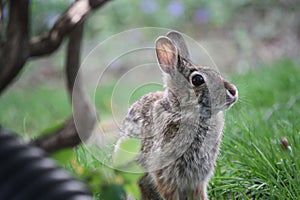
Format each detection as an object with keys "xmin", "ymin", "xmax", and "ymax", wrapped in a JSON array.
[{"xmin": 191, "ymin": 74, "xmax": 205, "ymax": 86}]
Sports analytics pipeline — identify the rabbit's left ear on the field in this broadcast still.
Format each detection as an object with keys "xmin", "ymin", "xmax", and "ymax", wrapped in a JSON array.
[{"xmin": 155, "ymin": 36, "xmax": 178, "ymax": 74}]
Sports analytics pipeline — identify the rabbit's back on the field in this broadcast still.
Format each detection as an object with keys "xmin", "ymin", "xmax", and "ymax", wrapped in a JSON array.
[{"xmin": 121, "ymin": 91, "xmax": 165, "ymax": 138}]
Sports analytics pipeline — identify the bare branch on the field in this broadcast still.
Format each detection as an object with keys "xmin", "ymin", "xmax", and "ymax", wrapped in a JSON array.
[
  {"xmin": 31, "ymin": 117, "xmax": 81, "ymax": 153},
  {"xmin": 66, "ymin": 22, "xmax": 97, "ymax": 144},
  {"xmin": 0, "ymin": 0, "xmax": 110, "ymax": 93},
  {"xmin": 66, "ymin": 22, "xmax": 84, "ymax": 95},
  {"xmin": 89, "ymin": 0, "xmax": 110, "ymax": 8},
  {"xmin": 29, "ymin": 0, "xmax": 110, "ymax": 58},
  {"xmin": 0, "ymin": 0, "xmax": 29, "ymax": 93},
  {"xmin": 32, "ymin": 23, "xmax": 97, "ymax": 153},
  {"xmin": 0, "ymin": 0, "xmax": 106, "ymax": 152}
]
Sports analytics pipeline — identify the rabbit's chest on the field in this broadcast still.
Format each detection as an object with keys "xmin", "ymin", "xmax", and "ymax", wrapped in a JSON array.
[
  {"xmin": 154, "ymin": 141, "xmax": 220, "ymax": 190},
  {"xmin": 173, "ymin": 135, "xmax": 220, "ymax": 185},
  {"xmin": 154, "ymin": 123, "xmax": 222, "ymax": 188}
]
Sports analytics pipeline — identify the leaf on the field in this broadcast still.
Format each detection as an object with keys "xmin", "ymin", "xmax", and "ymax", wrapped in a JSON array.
[
  {"xmin": 113, "ymin": 138, "xmax": 142, "ymax": 170},
  {"xmin": 51, "ymin": 148, "xmax": 74, "ymax": 166},
  {"xmin": 124, "ymin": 181, "xmax": 141, "ymax": 200},
  {"xmin": 121, "ymin": 172, "xmax": 143, "ymax": 199},
  {"xmin": 100, "ymin": 184, "xmax": 126, "ymax": 200}
]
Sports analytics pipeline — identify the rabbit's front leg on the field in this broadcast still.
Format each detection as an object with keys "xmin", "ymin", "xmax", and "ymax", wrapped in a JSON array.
[
  {"xmin": 158, "ymin": 187, "xmax": 180, "ymax": 200},
  {"xmin": 138, "ymin": 174, "xmax": 162, "ymax": 200},
  {"xmin": 154, "ymin": 174, "xmax": 180, "ymax": 200},
  {"xmin": 192, "ymin": 182, "xmax": 208, "ymax": 200}
]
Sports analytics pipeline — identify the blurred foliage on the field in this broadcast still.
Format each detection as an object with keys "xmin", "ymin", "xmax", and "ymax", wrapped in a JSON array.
[
  {"xmin": 113, "ymin": 138, "xmax": 141, "ymax": 170},
  {"xmin": 56, "ymin": 143, "xmax": 143, "ymax": 200},
  {"xmin": 0, "ymin": 84, "xmax": 71, "ymax": 139},
  {"xmin": 29, "ymin": 0, "xmax": 295, "ymax": 39}
]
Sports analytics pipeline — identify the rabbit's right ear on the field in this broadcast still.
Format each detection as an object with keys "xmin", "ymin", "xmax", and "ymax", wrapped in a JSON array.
[
  {"xmin": 167, "ymin": 31, "xmax": 190, "ymax": 60},
  {"xmin": 155, "ymin": 36, "xmax": 178, "ymax": 74}
]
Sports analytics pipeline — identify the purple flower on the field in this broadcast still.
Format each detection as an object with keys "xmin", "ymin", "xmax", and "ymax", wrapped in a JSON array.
[
  {"xmin": 194, "ymin": 8, "xmax": 210, "ymax": 24},
  {"xmin": 2, "ymin": 6, "xmax": 7, "ymax": 20},
  {"xmin": 167, "ymin": 1, "xmax": 185, "ymax": 17},
  {"xmin": 140, "ymin": 0, "xmax": 158, "ymax": 14}
]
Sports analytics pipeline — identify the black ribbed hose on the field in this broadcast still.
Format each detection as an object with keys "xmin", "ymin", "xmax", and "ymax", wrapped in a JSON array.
[{"xmin": 0, "ymin": 127, "xmax": 93, "ymax": 200}]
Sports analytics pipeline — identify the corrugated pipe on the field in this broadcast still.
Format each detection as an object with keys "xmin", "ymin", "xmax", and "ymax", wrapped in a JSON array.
[{"xmin": 0, "ymin": 127, "xmax": 92, "ymax": 200}]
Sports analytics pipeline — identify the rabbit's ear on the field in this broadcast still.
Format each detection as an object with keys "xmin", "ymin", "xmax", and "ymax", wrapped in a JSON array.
[
  {"xmin": 156, "ymin": 36, "xmax": 178, "ymax": 74},
  {"xmin": 167, "ymin": 31, "xmax": 190, "ymax": 60}
]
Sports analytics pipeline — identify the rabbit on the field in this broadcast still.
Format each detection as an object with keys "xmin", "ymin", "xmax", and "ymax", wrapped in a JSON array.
[{"xmin": 116, "ymin": 31, "xmax": 238, "ymax": 200}]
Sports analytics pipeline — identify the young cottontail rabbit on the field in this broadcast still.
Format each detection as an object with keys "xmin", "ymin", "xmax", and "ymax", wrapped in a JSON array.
[{"xmin": 116, "ymin": 31, "xmax": 238, "ymax": 200}]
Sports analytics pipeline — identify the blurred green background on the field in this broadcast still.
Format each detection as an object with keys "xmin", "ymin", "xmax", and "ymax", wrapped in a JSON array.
[{"xmin": 1, "ymin": 0, "xmax": 300, "ymax": 199}]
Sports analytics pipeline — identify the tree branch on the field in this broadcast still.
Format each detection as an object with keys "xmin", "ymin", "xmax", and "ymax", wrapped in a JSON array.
[
  {"xmin": 0, "ymin": 0, "xmax": 106, "ymax": 152},
  {"xmin": 66, "ymin": 22, "xmax": 84, "ymax": 95},
  {"xmin": 31, "ymin": 117, "xmax": 81, "ymax": 153},
  {"xmin": 0, "ymin": 0, "xmax": 29, "ymax": 93},
  {"xmin": 32, "ymin": 22, "xmax": 97, "ymax": 153},
  {"xmin": 66, "ymin": 21, "xmax": 97, "ymax": 143},
  {"xmin": 29, "ymin": 0, "xmax": 110, "ymax": 58},
  {"xmin": 0, "ymin": 0, "xmax": 110, "ymax": 93}
]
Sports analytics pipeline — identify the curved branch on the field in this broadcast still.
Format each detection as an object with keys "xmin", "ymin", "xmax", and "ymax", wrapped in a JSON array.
[
  {"xmin": 0, "ymin": 0, "xmax": 29, "ymax": 93},
  {"xmin": 31, "ymin": 117, "xmax": 81, "ymax": 153},
  {"xmin": 32, "ymin": 23, "xmax": 97, "ymax": 153},
  {"xmin": 0, "ymin": 0, "xmax": 110, "ymax": 93},
  {"xmin": 66, "ymin": 22, "xmax": 98, "ymax": 143},
  {"xmin": 29, "ymin": 0, "xmax": 110, "ymax": 58}
]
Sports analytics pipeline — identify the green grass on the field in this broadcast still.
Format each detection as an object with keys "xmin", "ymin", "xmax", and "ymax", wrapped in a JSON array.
[
  {"xmin": 210, "ymin": 59, "xmax": 300, "ymax": 199},
  {"xmin": 0, "ymin": 85, "xmax": 71, "ymax": 139},
  {"xmin": 0, "ymin": 59, "xmax": 299, "ymax": 199}
]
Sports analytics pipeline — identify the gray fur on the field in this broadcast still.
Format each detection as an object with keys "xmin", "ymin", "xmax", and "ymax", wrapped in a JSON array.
[{"xmin": 116, "ymin": 31, "xmax": 238, "ymax": 200}]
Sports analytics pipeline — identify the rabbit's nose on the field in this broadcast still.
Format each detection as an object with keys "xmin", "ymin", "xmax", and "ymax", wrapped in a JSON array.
[
  {"xmin": 224, "ymin": 81, "xmax": 238, "ymax": 98},
  {"xmin": 227, "ymin": 86, "xmax": 236, "ymax": 97}
]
